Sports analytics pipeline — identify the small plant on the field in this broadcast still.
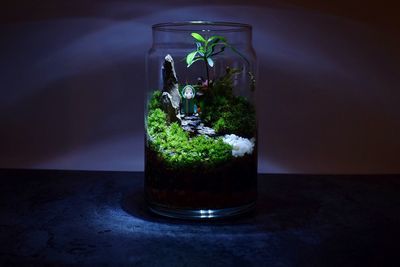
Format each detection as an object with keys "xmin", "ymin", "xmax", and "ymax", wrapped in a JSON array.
[{"xmin": 185, "ymin": 32, "xmax": 250, "ymax": 87}]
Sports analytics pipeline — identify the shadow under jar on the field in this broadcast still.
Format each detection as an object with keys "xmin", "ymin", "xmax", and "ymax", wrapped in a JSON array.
[{"xmin": 145, "ymin": 21, "xmax": 257, "ymax": 219}]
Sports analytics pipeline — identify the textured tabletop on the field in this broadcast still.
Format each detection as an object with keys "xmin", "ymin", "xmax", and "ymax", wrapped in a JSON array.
[{"xmin": 0, "ymin": 170, "xmax": 399, "ymax": 266}]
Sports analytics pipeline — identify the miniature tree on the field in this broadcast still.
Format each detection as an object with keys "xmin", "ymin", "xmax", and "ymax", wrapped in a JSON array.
[{"xmin": 185, "ymin": 32, "xmax": 252, "ymax": 88}]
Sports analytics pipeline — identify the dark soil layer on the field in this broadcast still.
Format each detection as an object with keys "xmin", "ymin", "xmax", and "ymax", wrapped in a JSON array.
[{"xmin": 145, "ymin": 145, "xmax": 257, "ymax": 210}]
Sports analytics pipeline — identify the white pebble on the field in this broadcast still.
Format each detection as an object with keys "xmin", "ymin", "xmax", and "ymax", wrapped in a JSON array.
[{"xmin": 222, "ymin": 134, "xmax": 255, "ymax": 157}]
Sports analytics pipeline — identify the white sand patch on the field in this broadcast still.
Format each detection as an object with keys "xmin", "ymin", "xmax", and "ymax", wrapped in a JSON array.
[{"xmin": 222, "ymin": 134, "xmax": 255, "ymax": 157}]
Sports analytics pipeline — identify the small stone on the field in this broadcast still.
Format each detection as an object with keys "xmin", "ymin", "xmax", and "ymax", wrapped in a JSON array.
[
  {"xmin": 180, "ymin": 115, "xmax": 216, "ymax": 137},
  {"xmin": 197, "ymin": 126, "xmax": 216, "ymax": 136}
]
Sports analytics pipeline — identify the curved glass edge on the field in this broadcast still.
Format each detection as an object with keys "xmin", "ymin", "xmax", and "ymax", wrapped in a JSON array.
[
  {"xmin": 146, "ymin": 201, "xmax": 256, "ymax": 220},
  {"xmin": 152, "ymin": 21, "xmax": 252, "ymax": 32}
]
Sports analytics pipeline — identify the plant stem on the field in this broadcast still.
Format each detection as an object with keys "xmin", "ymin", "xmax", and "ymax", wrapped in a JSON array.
[{"xmin": 204, "ymin": 56, "xmax": 210, "ymax": 86}]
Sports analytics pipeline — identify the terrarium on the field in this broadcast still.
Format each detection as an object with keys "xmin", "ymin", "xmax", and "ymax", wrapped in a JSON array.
[{"xmin": 145, "ymin": 21, "xmax": 257, "ymax": 219}]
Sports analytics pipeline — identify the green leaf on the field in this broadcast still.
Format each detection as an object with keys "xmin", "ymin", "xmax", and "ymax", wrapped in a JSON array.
[
  {"xmin": 224, "ymin": 43, "xmax": 250, "ymax": 66},
  {"xmin": 207, "ymin": 57, "xmax": 214, "ymax": 67},
  {"xmin": 186, "ymin": 51, "xmax": 197, "ymax": 66},
  {"xmin": 187, "ymin": 57, "xmax": 204, "ymax": 67},
  {"xmin": 207, "ymin": 42, "xmax": 225, "ymax": 56},
  {"xmin": 209, "ymin": 42, "xmax": 223, "ymax": 50},
  {"xmin": 207, "ymin": 35, "xmax": 226, "ymax": 43},
  {"xmin": 196, "ymin": 42, "xmax": 202, "ymax": 50},
  {"xmin": 191, "ymin": 32, "xmax": 206, "ymax": 43},
  {"xmin": 210, "ymin": 46, "xmax": 225, "ymax": 57},
  {"xmin": 205, "ymin": 45, "xmax": 214, "ymax": 57}
]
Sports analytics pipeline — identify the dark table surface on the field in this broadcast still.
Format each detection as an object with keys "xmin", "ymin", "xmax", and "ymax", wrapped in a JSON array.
[{"xmin": 0, "ymin": 170, "xmax": 399, "ymax": 266}]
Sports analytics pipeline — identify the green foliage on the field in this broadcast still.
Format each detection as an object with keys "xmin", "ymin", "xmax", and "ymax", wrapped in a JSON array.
[
  {"xmin": 186, "ymin": 33, "xmax": 227, "ymax": 68},
  {"xmin": 146, "ymin": 91, "xmax": 233, "ymax": 169},
  {"xmin": 200, "ymin": 68, "xmax": 256, "ymax": 138},
  {"xmin": 213, "ymin": 117, "xmax": 226, "ymax": 133},
  {"xmin": 212, "ymin": 67, "xmax": 241, "ymax": 97},
  {"xmin": 185, "ymin": 32, "xmax": 254, "ymax": 86},
  {"xmin": 149, "ymin": 119, "xmax": 233, "ymax": 169},
  {"xmin": 147, "ymin": 91, "xmax": 166, "ymax": 137},
  {"xmin": 147, "ymin": 108, "xmax": 167, "ymax": 137},
  {"xmin": 186, "ymin": 32, "xmax": 246, "ymax": 85},
  {"xmin": 186, "ymin": 32, "xmax": 228, "ymax": 67},
  {"xmin": 191, "ymin": 32, "xmax": 207, "ymax": 43},
  {"xmin": 148, "ymin": 90, "xmax": 162, "ymax": 111},
  {"xmin": 221, "ymin": 97, "xmax": 256, "ymax": 137},
  {"xmin": 159, "ymin": 126, "xmax": 232, "ymax": 169},
  {"xmin": 202, "ymin": 95, "xmax": 256, "ymax": 138}
]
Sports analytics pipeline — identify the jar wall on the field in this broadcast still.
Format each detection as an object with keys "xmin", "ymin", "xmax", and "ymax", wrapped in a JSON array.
[{"xmin": 144, "ymin": 22, "xmax": 258, "ymax": 219}]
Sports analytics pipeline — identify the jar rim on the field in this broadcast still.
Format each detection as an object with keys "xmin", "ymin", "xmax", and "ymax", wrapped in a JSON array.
[{"xmin": 152, "ymin": 21, "xmax": 252, "ymax": 32}]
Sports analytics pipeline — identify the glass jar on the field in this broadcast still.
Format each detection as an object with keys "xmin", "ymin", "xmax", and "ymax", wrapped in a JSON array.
[{"xmin": 145, "ymin": 21, "xmax": 257, "ymax": 219}]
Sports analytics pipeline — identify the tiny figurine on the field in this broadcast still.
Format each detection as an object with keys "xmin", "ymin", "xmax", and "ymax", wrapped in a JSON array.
[{"xmin": 181, "ymin": 84, "xmax": 196, "ymax": 115}]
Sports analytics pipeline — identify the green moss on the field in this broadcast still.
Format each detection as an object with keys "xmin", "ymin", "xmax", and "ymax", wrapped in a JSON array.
[
  {"xmin": 214, "ymin": 96, "xmax": 256, "ymax": 137},
  {"xmin": 150, "ymin": 120, "xmax": 232, "ymax": 169},
  {"xmin": 147, "ymin": 108, "xmax": 167, "ymax": 136},
  {"xmin": 148, "ymin": 90, "xmax": 162, "ymax": 111},
  {"xmin": 213, "ymin": 117, "xmax": 226, "ymax": 133},
  {"xmin": 147, "ymin": 92, "xmax": 232, "ymax": 169},
  {"xmin": 200, "ymin": 68, "xmax": 256, "ymax": 138},
  {"xmin": 160, "ymin": 125, "xmax": 232, "ymax": 169}
]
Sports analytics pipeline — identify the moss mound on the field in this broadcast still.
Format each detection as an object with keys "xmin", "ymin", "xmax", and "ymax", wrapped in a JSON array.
[
  {"xmin": 200, "ymin": 68, "xmax": 256, "ymax": 138},
  {"xmin": 147, "ymin": 106, "xmax": 232, "ymax": 169}
]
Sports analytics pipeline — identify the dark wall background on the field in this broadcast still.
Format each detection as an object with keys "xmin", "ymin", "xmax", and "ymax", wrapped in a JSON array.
[{"xmin": 1, "ymin": 1, "xmax": 399, "ymax": 173}]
